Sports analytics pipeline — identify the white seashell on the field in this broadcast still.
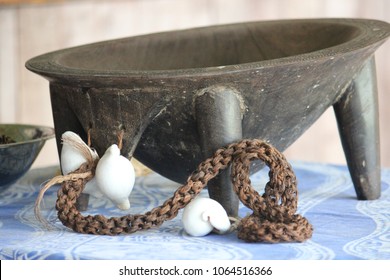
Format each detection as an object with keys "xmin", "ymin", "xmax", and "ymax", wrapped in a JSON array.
[
  {"xmin": 95, "ymin": 144, "xmax": 135, "ymax": 210},
  {"xmin": 60, "ymin": 131, "xmax": 102, "ymax": 198},
  {"xmin": 182, "ymin": 197, "xmax": 231, "ymax": 237},
  {"xmin": 60, "ymin": 132, "xmax": 97, "ymax": 174}
]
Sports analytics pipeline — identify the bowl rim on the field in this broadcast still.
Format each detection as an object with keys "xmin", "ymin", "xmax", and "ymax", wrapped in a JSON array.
[
  {"xmin": 25, "ymin": 18, "xmax": 390, "ymax": 81},
  {"xmin": 0, "ymin": 124, "xmax": 55, "ymax": 148}
]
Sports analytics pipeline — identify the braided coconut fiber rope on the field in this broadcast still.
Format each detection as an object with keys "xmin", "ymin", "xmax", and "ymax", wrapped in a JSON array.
[{"xmin": 39, "ymin": 139, "xmax": 313, "ymax": 243}]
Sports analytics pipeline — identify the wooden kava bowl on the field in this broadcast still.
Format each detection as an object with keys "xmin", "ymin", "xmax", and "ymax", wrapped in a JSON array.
[{"xmin": 26, "ymin": 18, "xmax": 390, "ymax": 216}]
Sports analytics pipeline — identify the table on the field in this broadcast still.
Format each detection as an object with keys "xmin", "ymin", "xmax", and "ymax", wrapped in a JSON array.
[{"xmin": 0, "ymin": 161, "xmax": 389, "ymax": 260}]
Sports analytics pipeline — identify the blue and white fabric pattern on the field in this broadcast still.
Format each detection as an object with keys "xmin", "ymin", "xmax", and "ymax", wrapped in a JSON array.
[{"xmin": 0, "ymin": 161, "xmax": 389, "ymax": 260}]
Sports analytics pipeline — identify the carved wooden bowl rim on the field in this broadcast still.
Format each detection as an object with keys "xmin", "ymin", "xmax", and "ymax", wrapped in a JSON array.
[{"xmin": 26, "ymin": 18, "xmax": 390, "ymax": 82}]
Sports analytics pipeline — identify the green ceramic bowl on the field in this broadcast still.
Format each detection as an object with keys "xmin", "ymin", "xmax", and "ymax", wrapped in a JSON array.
[{"xmin": 0, "ymin": 124, "xmax": 55, "ymax": 188}]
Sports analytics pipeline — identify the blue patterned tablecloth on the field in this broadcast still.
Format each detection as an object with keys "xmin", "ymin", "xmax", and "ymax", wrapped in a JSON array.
[{"xmin": 0, "ymin": 161, "xmax": 389, "ymax": 260}]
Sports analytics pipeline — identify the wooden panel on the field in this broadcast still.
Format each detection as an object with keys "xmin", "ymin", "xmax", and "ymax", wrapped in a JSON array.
[
  {"xmin": 0, "ymin": 9, "xmax": 18, "ymax": 123},
  {"xmin": 0, "ymin": 0, "xmax": 64, "ymax": 4}
]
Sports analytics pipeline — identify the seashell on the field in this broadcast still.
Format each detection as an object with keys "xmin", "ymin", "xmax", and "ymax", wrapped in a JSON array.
[
  {"xmin": 182, "ymin": 197, "xmax": 231, "ymax": 237},
  {"xmin": 60, "ymin": 131, "xmax": 102, "ymax": 198},
  {"xmin": 95, "ymin": 144, "xmax": 135, "ymax": 210}
]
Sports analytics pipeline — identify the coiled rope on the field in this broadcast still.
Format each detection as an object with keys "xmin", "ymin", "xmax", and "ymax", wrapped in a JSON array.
[{"xmin": 51, "ymin": 139, "xmax": 313, "ymax": 243}]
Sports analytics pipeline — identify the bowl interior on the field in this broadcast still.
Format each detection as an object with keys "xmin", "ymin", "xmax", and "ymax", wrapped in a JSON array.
[
  {"xmin": 57, "ymin": 21, "xmax": 360, "ymax": 71},
  {"xmin": 0, "ymin": 124, "xmax": 54, "ymax": 146}
]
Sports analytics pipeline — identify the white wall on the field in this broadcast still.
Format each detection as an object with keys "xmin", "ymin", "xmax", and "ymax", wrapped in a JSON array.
[{"xmin": 1, "ymin": 0, "xmax": 389, "ymax": 168}]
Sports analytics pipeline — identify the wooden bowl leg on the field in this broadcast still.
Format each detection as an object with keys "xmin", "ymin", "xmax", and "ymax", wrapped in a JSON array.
[
  {"xmin": 334, "ymin": 57, "xmax": 381, "ymax": 200},
  {"xmin": 195, "ymin": 86, "xmax": 244, "ymax": 216},
  {"xmin": 50, "ymin": 88, "xmax": 91, "ymax": 210}
]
